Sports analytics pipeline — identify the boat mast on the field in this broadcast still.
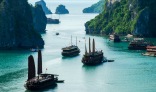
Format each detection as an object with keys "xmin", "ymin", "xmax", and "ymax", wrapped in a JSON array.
[
  {"xmin": 37, "ymin": 50, "xmax": 42, "ymax": 75},
  {"xmin": 85, "ymin": 39, "xmax": 88, "ymax": 55},
  {"xmin": 28, "ymin": 55, "xmax": 36, "ymax": 80},
  {"xmin": 93, "ymin": 39, "xmax": 95, "ymax": 53},
  {"xmin": 89, "ymin": 37, "xmax": 91, "ymax": 53},
  {"xmin": 76, "ymin": 37, "xmax": 77, "ymax": 46},
  {"xmin": 71, "ymin": 35, "xmax": 72, "ymax": 46}
]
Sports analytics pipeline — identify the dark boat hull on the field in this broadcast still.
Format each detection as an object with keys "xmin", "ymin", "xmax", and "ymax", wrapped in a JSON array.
[
  {"xmin": 82, "ymin": 56, "xmax": 106, "ymax": 65},
  {"xmin": 62, "ymin": 51, "xmax": 80, "ymax": 57},
  {"xmin": 24, "ymin": 80, "xmax": 57, "ymax": 90},
  {"xmin": 128, "ymin": 46, "xmax": 147, "ymax": 50}
]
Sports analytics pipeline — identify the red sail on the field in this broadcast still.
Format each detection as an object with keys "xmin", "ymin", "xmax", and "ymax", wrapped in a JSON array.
[
  {"xmin": 28, "ymin": 55, "xmax": 36, "ymax": 80},
  {"xmin": 37, "ymin": 50, "xmax": 42, "ymax": 75}
]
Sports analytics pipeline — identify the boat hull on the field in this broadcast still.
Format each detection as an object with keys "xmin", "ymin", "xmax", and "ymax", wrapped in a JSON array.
[
  {"xmin": 82, "ymin": 56, "xmax": 106, "ymax": 65},
  {"xmin": 24, "ymin": 80, "xmax": 57, "ymax": 91},
  {"xmin": 62, "ymin": 50, "xmax": 80, "ymax": 57}
]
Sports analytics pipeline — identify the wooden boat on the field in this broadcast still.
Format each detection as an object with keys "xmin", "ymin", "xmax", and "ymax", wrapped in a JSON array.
[
  {"xmin": 47, "ymin": 18, "xmax": 60, "ymax": 24},
  {"xmin": 142, "ymin": 46, "xmax": 156, "ymax": 57},
  {"xmin": 62, "ymin": 36, "xmax": 80, "ymax": 57},
  {"xmin": 24, "ymin": 50, "xmax": 64, "ymax": 90},
  {"xmin": 128, "ymin": 38, "xmax": 153, "ymax": 50},
  {"xmin": 56, "ymin": 32, "xmax": 59, "ymax": 35},
  {"xmin": 109, "ymin": 34, "xmax": 121, "ymax": 42},
  {"xmin": 82, "ymin": 38, "xmax": 107, "ymax": 65}
]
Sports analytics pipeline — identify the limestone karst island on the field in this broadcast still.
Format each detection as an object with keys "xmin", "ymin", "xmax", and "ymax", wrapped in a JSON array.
[{"xmin": 0, "ymin": 0, "xmax": 156, "ymax": 92}]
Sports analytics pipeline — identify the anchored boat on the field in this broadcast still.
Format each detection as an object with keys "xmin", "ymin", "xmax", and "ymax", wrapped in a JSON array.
[
  {"xmin": 82, "ymin": 38, "xmax": 107, "ymax": 65},
  {"xmin": 109, "ymin": 34, "xmax": 121, "ymax": 43},
  {"xmin": 128, "ymin": 38, "xmax": 153, "ymax": 50},
  {"xmin": 24, "ymin": 50, "xmax": 64, "ymax": 90},
  {"xmin": 142, "ymin": 46, "xmax": 156, "ymax": 57}
]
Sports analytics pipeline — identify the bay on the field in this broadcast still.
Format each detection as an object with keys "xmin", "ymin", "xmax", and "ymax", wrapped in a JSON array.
[{"xmin": 0, "ymin": 0, "xmax": 156, "ymax": 92}]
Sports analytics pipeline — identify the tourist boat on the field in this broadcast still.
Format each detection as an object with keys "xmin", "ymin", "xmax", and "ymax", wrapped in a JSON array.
[
  {"xmin": 142, "ymin": 46, "xmax": 156, "ymax": 57},
  {"xmin": 56, "ymin": 32, "xmax": 59, "ymax": 35},
  {"xmin": 24, "ymin": 50, "xmax": 64, "ymax": 90},
  {"xmin": 47, "ymin": 18, "xmax": 60, "ymax": 24},
  {"xmin": 109, "ymin": 34, "xmax": 121, "ymax": 42},
  {"xmin": 82, "ymin": 38, "xmax": 107, "ymax": 65},
  {"xmin": 128, "ymin": 38, "xmax": 153, "ymax": 50},
  {"xmin": 62, "ymin": 36, "xmax": 80, "ymax": 57}
]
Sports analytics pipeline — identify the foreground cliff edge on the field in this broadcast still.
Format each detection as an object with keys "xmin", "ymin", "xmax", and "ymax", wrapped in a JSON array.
[
  {"xmin": 0, "ymin": 0, "xmax": 45, "ymax": 49},
  {"xmin": 85, "ymin": 0, "xmax": 156, "ymax": 37}
]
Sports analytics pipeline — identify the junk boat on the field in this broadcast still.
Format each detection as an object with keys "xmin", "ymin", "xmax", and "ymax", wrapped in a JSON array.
[
  {"xmin": 56, "ymin": 32, "xmax": 59, "ymax": 35},
  {"xmin": 62, "ymin": 36, "xmax": 80, "ymax": 57},
  {"xmin": 24, "ymin": 50, "xmax": 64, "ymax": 90},
  {"xmin": 109, "ymin": 34, "xmax": 121, "ymax": 42},
  {"xmin": 128, "ymin": 38, "xmax": 153, "ymax": 50},
  {"xmin": 142, "ymin": 46, "xmax": 156, "ymax": 57},
  {"xmin": 82, "ymin": 38, "xmax": 107, "ymax": 65},
  {"xmin": 47, "ymin": 18, "xmax": 60, "ymax": 24}
]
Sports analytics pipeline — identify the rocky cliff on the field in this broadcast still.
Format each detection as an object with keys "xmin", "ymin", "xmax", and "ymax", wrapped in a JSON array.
[
  {"xmin": 85, "ymin": 0, "xmax": 156, "ymax": 37},
  {"xmin": 35, "ymin": 0, "xmax": 52, "ymax": 14},
  {"xmin": 55, "ymin": 4, "xmax": 69, "ymax": 14},
  {"xmin": 0, "ymin": 0, "xmax": 44, "ymax": 49},
  {"xmin": 32, "ymin": 4, "xmax": 47, "ymax": 33},
  {"xmin": 83, "ymin": 0, "xmax": 105, "ymax": 13}
]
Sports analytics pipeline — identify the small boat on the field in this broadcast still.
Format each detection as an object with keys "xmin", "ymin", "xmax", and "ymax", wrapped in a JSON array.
[
  {"xmin": 82, "ymin": 38, "xmax": 107, "ymax": 65},
  {"xmin": 142, "ymin": 46, "xmax": 156, "ymax": 57},
  {"xmin": 24, "ymin": 50, "xmax": 64, "ymax": 90},
  {"xmin": 107, "ymin": 60, "xmax": 115, "ymax": 62},
  {"xmin": 128, "ymin": 38, "xmax": 153, "ymax": 50},
  {"xmin": 56, "ymin": 32, "xmax": 59, "ymax": 35},
  {"xmin": 47, "ymin": 18, "xmax": 60, "ymax": 24},
  {"xmin": 62, "ymin": 36, "xmax": 80, "ymax": 57},
  {"xmin": 109, "ymin": 34, "xmax": 121, "ymax": 42}
]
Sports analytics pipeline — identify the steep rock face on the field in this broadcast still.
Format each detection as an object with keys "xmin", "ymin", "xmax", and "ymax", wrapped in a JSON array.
[
  {"xmin": 85, "ymin": 0, "xmax": 156, "ymax": 37},
  {"xmin": 0, "ymin": 0, "xmax": 44, "ymax": 49},
  {"xmin": 32, "ymin": 5, "xmax": 47, "ymax": 33},
  {"xmin": 83, "ymin": 0, "xmax": 105, "ymax": 13},
  {"xmin": 35, "ymin": 0, "xmax": 52, "ymax": 14},
  {"xmin": 55, "ymin": 4, "xmax": 69, "ymax": 14}
]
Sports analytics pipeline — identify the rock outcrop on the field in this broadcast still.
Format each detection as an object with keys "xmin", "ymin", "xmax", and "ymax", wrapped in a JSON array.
[
  {"xmin": 83, "ymin": 0, "xmax": 105, "ymax": 13},
  {"xmin": 0, "ymin": 0, "xmax": 44, "ymax": 49},
  {"xmin": 32, "ymin": 4, "xmax": 47, "ymax": 33},
  {"xmin": 55, "ymin": 4, "xmax": 69, "ymax": 14},
  {"xmin": 85, "ymin": 0, "xmax": 156, "ymax": 37},
  {"xmin": 35, "ymin": 0, "xmax": 52, "ymax": 14}
]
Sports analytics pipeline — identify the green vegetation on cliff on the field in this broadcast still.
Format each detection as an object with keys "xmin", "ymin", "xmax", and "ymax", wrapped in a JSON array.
[
  {"xmin": 85, "ymin": 0, "xmax": 156, "ymax": 37},
  {"xmin": 83, "ymin": 0, "xmax": 105, "ymax": 13},
  {"xmin": 0, "ymin": 0, "xmax": 44, "ymax": 49}
]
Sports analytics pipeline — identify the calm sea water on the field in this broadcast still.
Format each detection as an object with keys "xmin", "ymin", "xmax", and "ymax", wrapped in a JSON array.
[{"xmin": 0, "ymin": 0, "xmax": 156, "ymax": 92}]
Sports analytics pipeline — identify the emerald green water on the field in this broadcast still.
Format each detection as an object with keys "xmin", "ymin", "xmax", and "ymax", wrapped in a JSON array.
[{"xmin": 0, "ymin": 0, "xmax": 156, "ymax": 92}]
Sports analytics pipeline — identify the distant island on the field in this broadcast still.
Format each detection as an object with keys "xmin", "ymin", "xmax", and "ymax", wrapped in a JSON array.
[
  {"xmin": 35, "ymin": 0, "xmax": 52, "ymax": 14},
  {"xmin": 85, "ymin": 0, "xmax": 156, "ymax": 37},
  {"xmin": 83, "ymin": 0, "xmax": 105, "ymax": 13},
  {"xmin": 0, "ymin": 0, "xmax": 45, "ymax": 49},
  {"xmin": 55, "ymin": 5, "xmax": 69, "ymax": 14}
]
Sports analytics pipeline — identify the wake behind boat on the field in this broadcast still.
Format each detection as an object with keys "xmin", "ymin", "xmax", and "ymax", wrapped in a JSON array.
[{"xmin": 24, "ymin": 50, "xmax": 64, "ymax": 91}]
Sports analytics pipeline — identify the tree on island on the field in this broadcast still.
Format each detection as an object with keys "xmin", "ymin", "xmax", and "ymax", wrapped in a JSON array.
[{"xmin": 55, "ymin": 4, "xmax": 69, "ymax": 14}]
